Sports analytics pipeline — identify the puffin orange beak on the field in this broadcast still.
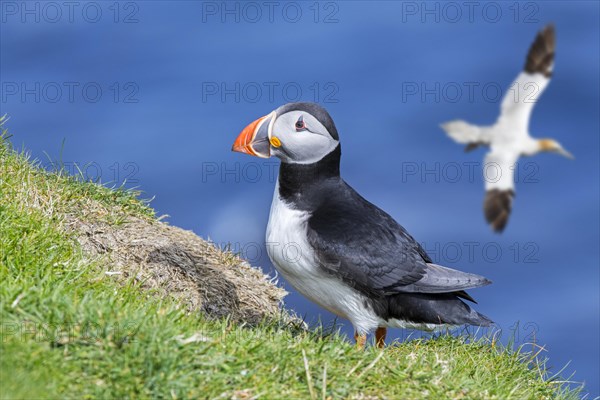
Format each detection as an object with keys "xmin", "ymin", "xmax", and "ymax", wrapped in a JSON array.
[{"xmin": 232, "ymin": 112, "xmax": 275, "ymax": 158}]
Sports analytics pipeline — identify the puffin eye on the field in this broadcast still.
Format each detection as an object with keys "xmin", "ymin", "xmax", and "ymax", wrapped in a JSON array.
[{"xmin": 295, "ymin": 116, "xmax": 306, "ymax": 131}]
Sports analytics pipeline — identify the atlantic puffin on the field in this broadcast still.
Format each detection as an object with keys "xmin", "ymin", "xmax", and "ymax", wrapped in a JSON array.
[
  {"xmin": 233, "ymin": 102, "xmax": 492, "ymax": 348},
  {"xmin": 441, "ymin": 24, "xmax": 573, "ymax": 233}
]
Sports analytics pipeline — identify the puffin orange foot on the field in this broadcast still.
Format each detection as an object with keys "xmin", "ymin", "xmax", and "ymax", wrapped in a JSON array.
[
  {"xmin": 354, "ymin": 331, "xmax": 367, "ymax": 350},
  {"xmin": 375, "ymin": 327, "xmax": 387, "ymax": 348}
]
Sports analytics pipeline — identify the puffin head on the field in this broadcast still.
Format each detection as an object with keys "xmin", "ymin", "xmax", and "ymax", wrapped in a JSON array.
[{"xmin": 232, "ymin": 102, "xmax": 339, "ymax": 164}]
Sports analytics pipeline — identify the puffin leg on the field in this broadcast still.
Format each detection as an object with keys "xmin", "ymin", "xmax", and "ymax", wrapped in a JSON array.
[
  {"xmin": 375, "ymin": 327, "xmax": 387, "ymax": 348},
  {"xmin": 354, "ymin": 331, "xmax": 367, "ymax": 350}
]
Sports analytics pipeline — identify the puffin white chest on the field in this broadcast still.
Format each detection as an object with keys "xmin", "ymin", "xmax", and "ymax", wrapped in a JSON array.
[
  {"xmin": 265, "ymin": 183, "xmax": 383, "ymax": 333},
  {"xmin": 265, "ymin": 183, "xmax": 318, "ymax": 279}
]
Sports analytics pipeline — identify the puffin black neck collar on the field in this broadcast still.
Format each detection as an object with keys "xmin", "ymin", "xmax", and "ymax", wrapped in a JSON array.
[{"xmin": 278, "ymin": 145, "xmax": 341, "ymax": 204}]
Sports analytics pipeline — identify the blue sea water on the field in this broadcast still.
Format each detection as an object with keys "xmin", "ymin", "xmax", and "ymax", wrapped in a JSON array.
[{"xmin": 1, "ymin": 1, "xmax": 598, "ymax": 396}]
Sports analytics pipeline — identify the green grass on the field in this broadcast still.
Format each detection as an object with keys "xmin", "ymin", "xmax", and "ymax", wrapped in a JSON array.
[{"xmin": 0, "ymin": 120, "xmax": 582, "ymax": 399}]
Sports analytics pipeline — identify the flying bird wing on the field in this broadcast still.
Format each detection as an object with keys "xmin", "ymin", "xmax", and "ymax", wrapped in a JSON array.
[
  {"xmin": 497, "ymin": 24, "xmax": 555, "ymax": 135},
  {"xmin": 306, "ymin": 182, "xmax": 490, "ymax": 295},
  {"xmin": 440, "ymin": 120, "xmax": 493, "ymax": 151},
  {"xmin": 483, "ymin": 149, "xmax": 520, "ymax": 232}
]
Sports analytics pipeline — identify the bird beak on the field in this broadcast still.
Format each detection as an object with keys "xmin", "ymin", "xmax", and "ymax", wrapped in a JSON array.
[
  {"xmin": 232, "ymin": 112, "xmax": 276, "ymax": 158},
  {"xmin": 556, "ymin": 147, "xmax": 575, "ymax": 160}
]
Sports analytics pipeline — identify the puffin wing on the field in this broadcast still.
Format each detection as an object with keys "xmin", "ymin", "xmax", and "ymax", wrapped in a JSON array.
[
  {"xmin": 306, "ymin": 183, "xmax": 489, "ymax": 295},
  {"xmin": 497, "ymin": 24, "xmax": 555, "ymax": 135},
  {"xmin": 399, "ymin": 263, "xmax": 491, "ymax": 294},
  {"xmin": 483, "ymin": 150, "xmax": 520, "ymax": 232}
]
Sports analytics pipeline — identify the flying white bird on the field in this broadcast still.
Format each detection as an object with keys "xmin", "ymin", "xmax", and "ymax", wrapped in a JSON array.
[{"xmin": 441, "ymin": 24, "xmax": 573, "ymax": 233}]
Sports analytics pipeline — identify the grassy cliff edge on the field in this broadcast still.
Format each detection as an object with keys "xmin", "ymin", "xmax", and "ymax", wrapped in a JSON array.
[{"xmin": 0, "ymin": 123, "xmax": 581, "ymax": 399}]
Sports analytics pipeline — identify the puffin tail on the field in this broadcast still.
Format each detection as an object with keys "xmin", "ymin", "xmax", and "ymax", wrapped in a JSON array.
[
  {"xmin": 471, "ymin": 310, "xmax": 494, "ymax": 327},
  {"xmin": 463, "ymin": 304, "xmax": 494, "ymax": 327},
  {"xmin": 388, "ymin": 292, "xmax": 494, "ymax": 328}
]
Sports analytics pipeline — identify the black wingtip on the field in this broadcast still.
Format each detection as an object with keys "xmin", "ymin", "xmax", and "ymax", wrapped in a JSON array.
[
  {"xmin": 484, "ymin": 190, "xmax": 514, "ymax": 234},
  {"xmin": 464, "ymin": 142, "xmax": 483, "ymax": 152},
  {"xmin": 524, "ymin": 23, "xmax": 556, "ymax": 78},
  {"xmin": 543, "ymin": 23, "xmax": 556, "ymax": 35},
  {"xmin": 490, "ymin": 218, "xmax": 509, "ymax": 233}
]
